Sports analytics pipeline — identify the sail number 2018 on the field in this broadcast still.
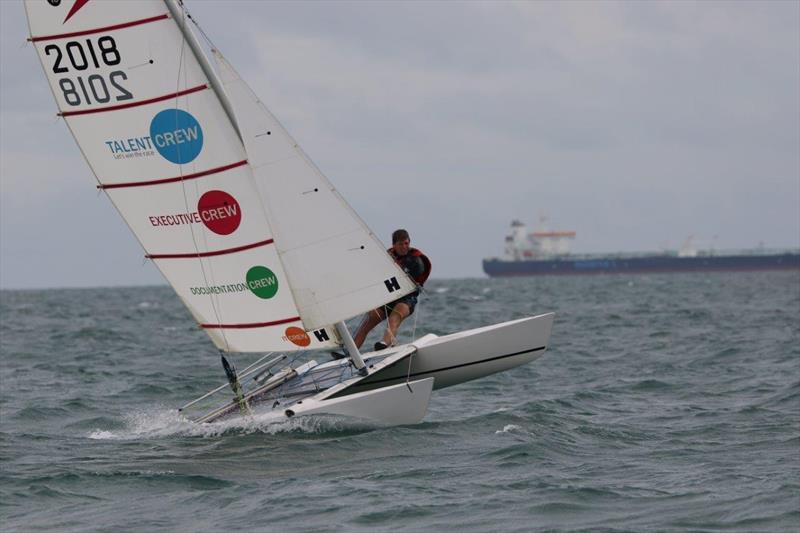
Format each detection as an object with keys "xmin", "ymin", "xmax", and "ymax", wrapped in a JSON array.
[{"xmin": 44, "ymin": 36, "xmax": 133, "ymax": 107}]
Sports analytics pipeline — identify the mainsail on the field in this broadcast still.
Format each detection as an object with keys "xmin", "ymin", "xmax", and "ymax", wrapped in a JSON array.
[
  {"xmin": 23, "ymin": 0, "xmax": 340, "ymax": 352},
  {"xmin": 25, "ymin": 0, "xmax": 417, "ymax": 352}
]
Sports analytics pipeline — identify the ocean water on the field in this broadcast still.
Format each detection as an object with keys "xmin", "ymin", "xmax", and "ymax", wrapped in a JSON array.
[{"xmin": 1, "ymin": 272, "xmax": 798, "ymax": 532}]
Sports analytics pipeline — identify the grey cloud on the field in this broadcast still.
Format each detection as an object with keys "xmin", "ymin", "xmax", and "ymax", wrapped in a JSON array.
[{"xmin": 1, "ymin": 0, "xmax": 797, "ymax": 287}]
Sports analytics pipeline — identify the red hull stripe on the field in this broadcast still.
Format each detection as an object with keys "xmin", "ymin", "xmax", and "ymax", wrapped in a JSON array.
[
  {"xmin": 146, "ymin": 239, "xmax": 274, "ymax": 260},
  {"xmin": 60, "ymin": 84, "xmax": 207, "ymax": 117},
  {"xmin": 201, "ymin": 317, "xmax": 302, "ymax": 329},
  {"xmin": 99, "ymin": 160, "xmax": 248, "ymax": 190},
  {"xmin": 30, "ymin": 13, "xmax": 169, "ymax": 42}
]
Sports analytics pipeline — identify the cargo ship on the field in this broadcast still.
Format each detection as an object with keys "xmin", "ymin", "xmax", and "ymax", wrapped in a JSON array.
[{"xmin": 483, "ymin": 220, "xmax": 800, "ymax": 277}]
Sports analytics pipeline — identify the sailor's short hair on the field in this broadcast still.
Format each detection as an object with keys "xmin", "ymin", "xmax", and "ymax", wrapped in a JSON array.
[{"xmin": 392, "ymin": 229, "xmax": 410, "ymax": 243}]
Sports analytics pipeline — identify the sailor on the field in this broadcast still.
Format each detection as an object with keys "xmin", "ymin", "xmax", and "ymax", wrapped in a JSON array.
[{"xmin": 332, "ymin": 229, "xmax": 431, "ymax": 359}]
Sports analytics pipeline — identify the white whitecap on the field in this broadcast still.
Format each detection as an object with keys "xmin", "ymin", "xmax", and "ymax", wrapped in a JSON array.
[
  {"xmin": 88, "ymin": 430, "xmax": 118, "ymax": 440},
  {"xmin": 495, "ymin": 424, "xmax": 522, "ymax": 434}
]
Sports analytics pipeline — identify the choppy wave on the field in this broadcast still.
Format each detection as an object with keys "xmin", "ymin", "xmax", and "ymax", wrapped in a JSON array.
[{"xmin": 2, "ymin": 272, "xmax": 799, "ymax": 531}]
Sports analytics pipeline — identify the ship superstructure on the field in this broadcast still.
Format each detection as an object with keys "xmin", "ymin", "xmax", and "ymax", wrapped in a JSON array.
[{"xmin": 503, "ymin": 219, "xmax": 576, "ymax": 260}]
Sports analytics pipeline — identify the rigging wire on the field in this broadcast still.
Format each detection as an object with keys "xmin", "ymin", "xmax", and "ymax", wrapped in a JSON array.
[
  {"xmin": 410, "ymin": 286, "xmax": 422, "ymax": 341},
  {"xmin": 405, "ymin": 286, "xmax": 423, "ymax": 391},
  {"xmin": 405, "ymin": 349, "xmax": 415, "ymax": 392},
  {"xmin": 185, "ymin": 9, "xmax": 218, "ymax": 52}
]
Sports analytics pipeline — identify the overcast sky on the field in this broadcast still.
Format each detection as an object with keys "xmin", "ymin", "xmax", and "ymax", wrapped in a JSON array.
[{"xmin": 1, "ymin": 0, "xmax": 798, "ymax": 289}]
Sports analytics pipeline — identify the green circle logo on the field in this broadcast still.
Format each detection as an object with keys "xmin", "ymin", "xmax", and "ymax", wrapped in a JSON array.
[{"xmin": 246, "ymin": 266, "xmax": 279, "ymax": 299}]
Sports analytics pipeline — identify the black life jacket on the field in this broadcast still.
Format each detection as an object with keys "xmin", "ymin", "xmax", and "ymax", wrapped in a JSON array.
[{"xmin": 388, "ymin": 247, "xmax": 432, "ymax": 285}]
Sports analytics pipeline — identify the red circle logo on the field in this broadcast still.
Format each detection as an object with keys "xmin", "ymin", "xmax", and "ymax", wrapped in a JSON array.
[
  {"xmin": 197, "ymin": 190, "xmax": 242, "ymax": 235},
  {"xmin": 284, "ymin": 327, "xmax": 311, "ymax": 347}
]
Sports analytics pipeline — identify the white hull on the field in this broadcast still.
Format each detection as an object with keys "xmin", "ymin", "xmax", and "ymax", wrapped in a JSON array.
[
  {"xmin": 285, "ymin": 377, "xmax": 434, "ymax": 425},
  {"xmin": 189, "ymin": 313, "xmax": 554, "ymax": 425},
  {"xmin": 352, "ymin": 312, "xmax": 554, "ymax": 393}
]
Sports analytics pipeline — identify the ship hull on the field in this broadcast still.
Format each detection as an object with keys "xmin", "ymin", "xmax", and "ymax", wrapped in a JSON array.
[{"xmin": 483, "ymin": 253, "xmax": 800, "ymax": 277}]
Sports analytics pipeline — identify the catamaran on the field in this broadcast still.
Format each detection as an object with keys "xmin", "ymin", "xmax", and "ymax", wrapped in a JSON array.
[{"xmin": 25, "ymin": 0, "xmax": 554, "ymax": 426}]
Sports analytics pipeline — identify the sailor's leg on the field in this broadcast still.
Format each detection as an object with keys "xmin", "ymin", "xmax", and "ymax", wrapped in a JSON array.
[
  {"xmin": 382, "ymin": 303, "xmax": 411, "ymax": 346},
  {"xmin": 353, "ymin": 308, "xmax": 386, "ymax": 348}
]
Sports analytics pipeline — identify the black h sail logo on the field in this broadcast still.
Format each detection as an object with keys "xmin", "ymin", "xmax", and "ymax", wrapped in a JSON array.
[
  {"xmin": 384, "ymin": 277, "xmax": 400, "ymax": 293},
  {"xmin": 313, "ymin": 329, "xmax": 329, "ymax": 342}
]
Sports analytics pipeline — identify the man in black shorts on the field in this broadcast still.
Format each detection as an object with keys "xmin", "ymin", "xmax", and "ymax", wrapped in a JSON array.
[{"xmin": 351, "ymin": 229, "xmax": 431, "ymax": 352}]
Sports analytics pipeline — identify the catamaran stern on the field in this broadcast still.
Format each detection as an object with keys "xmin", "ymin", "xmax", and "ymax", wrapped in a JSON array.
[{"xmin": 352, "ymin": 313, "xmax": 555, "ymax": 393}]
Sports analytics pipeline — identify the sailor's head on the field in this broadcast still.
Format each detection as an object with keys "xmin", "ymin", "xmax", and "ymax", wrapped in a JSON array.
[{"xmin": 392, "ymin": 229, "xmax": 411, "ymax": 256}]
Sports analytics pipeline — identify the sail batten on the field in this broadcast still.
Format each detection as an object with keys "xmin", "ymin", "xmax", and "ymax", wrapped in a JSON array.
[
  {"xmin": 59, "ymin": 84, "xmax": 209, "ymax": 117},
  {"xmin": 98, "ymin": 159, "xmax": 247, "ymax": 190},
  {"xmin": 201, "ymin": 317, "xmax": 302, "ymax": 329},
  {"xmin": 146, "ymin": 238, "xmax": 275, "ymax": 259},
  {"xmin": 30, "ymin": 13, "xmax": 170, "ymax": 42}
]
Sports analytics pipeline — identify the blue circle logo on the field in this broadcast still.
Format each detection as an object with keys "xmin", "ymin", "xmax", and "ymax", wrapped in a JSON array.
[{"xmin": 150, "ymin": 109, "xmax": 204, "ymax": 164}]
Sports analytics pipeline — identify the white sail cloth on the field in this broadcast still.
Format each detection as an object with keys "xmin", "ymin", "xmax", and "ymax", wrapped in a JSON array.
[
  {"xmin": 25, "ymin": 0, "xmax": 418, "ymax": 350},
  {"xmin": 24, "ymin": 0, "xmax": 340, "ymax": 351},
  {"xmin": 212, "ymin": 52, "xmax": 418, "ymax": 331}
]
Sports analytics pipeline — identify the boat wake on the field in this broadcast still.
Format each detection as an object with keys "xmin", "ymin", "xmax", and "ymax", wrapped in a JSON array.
[{"xmin": 87, "ymin": 406, "xmax": 380, "ymax": 440}]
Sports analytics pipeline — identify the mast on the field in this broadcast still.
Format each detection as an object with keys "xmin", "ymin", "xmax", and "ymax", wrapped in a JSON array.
[
  {"xmin": 164, "ymin": 0, "xmax": 242, "ymax": 142},
  {"xmin": 166, "ymin": 1, "xmax": 371, "ymax": 371},
  {"xmin": 334, "ymin": 322, "xmax": 367, "ymax": 376}
]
